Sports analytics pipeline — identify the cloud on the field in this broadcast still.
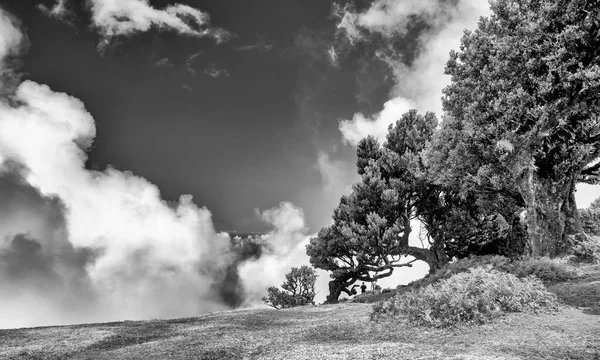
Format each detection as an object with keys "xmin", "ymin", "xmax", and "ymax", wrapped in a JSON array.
[
  {"xmin": 327, "ymin": 46, "xmax": 339, "ymax": 67},
  {"xmin": 0, "ymin": 8, "xmax": 27, "ymax": 91},
  {"xmin": 339, "ymin": 96, "xmax": 416, "ymax": 145},
  {"xmin": 336, "ymin": 0, "xmax": 490, "ymax": 144},
  {"xmin": 239, "ymin": 202, "xmax": 330, "ymax": 305},
  {"xmin": 153, "ymin": 56, "xmax": 174, "ymax": 68},
  {"xmin": 0, "ymin": 160, "xmax": 100, "ymax": 327},
  {"xmin": 236, "ymin": 36, "xmax": 273, "ymax": 52},
  {"xmin": 0, "ymin": 74, "xmax": 233, "ymax": 327},
  {"xmin": 38, "ymin": 0, "xmax": 70, "ymax": 21},
  {"xmin": 0, "ymin": 5, "xmax": 306, "ymax": 328},
  {"xmin": 203, "ymin": 63, "xmax": 229, "ymax": 78},
  {"xmin": 40, "ymin": 0, "xmax": 231, "ymax": 48},
  {"xmin": 184, "ymin": 51, "xmax": 203, "ymax": 74},
  {"xmin": 315, "ymin": 151, "xmax": 356, "ymax": 193}
]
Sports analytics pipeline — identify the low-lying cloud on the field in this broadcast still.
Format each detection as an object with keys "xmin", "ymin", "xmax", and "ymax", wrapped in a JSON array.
[{"xmin": 0, "ymin": 5, "xmax": 316, "ymax": 329}]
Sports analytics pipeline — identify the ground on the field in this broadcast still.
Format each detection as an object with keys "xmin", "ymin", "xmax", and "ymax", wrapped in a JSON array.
[{"xmin": 1, "ymin": 264, "xmax": 599, "ymax": 360}]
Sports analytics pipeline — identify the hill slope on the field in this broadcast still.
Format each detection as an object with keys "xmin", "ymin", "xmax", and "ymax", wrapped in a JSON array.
[{"xmin": 2, "ymin": 265, "xmax": 599, "ymax": 360}]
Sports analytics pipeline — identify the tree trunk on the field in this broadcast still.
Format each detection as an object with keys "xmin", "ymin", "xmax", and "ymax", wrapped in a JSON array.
[
  {"xmin": 407, "ymin": 245, "xmax": 449, "ymax": 274},
  {"xmin": 517, "ymin": 170, "xmax": 584, "ymax": 257},
  {"xmin": 561, "ymin": 177, "xmax": 588, "ymax": 249},
  {"xmin": 325, "ymin": 278, "xmax": 353, "ymax": 303}
]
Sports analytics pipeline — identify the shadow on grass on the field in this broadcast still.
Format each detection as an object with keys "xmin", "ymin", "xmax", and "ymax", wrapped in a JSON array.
[
  {"xmin": 501, "ymin": 345, "xmax": 600, "ymax": 360},
  {"xmin": 301, "ymin": 322, "xmax": 365, "ymax": 343},
  {"xmin": 83, "ymin": 321, "xmax": 176, "ymax": 352},
  {"xmin": 197, "ymin": 347, "xmax": 244, "ymax": 360}
]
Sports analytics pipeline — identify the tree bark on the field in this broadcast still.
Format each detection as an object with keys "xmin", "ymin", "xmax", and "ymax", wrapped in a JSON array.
[
  {"xmin": 407, "ymin": 245, "xmax": 449, "ymax": 274},
  {"xmin": 517, "ymin": 170, "xmax": 585, "ymax": 257},
  {"xmin": 325, "ymin": 278, "xmax": 354, "ymax": 303}
]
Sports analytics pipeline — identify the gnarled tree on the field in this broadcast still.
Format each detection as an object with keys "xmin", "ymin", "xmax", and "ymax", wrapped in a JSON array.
[
  {"xmin": 308, "ymin": 111, "xmax": 449, "ymax": 302},
  {"xmin": 432, "ymin": 0, "xmax": 600, "ymax": 256}
]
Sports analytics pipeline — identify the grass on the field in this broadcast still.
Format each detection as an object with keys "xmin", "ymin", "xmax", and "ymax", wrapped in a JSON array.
[{"xmin": 1, "ymin": 263, "xmax": 599, "ymax": 359}]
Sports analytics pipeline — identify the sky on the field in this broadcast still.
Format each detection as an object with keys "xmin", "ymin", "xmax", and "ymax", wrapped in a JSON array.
[{"xmin": 0, "ymin": 0, "xmax": 599, "ymax": 329}]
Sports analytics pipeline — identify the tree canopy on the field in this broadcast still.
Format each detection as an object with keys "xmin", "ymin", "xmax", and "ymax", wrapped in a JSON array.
[
  {"xmin": 262, "ymin": 265, "xmax": 317, "ymax": 309},
  {"xmin": 428, "ymin": 0, "xmax": 600, "ymax": 256},
  {"xmin": 307, "ymin": 110, "xmax": 524, "ymax": 302}
]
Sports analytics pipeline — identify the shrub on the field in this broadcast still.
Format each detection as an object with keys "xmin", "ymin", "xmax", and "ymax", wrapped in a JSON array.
[
  {"xmin": 374, "ymin": 266, "xmax": 558, "ymax": 327},
  {"xmin": 580, "ymin": 208, "xmax": 600, "ymax": 236},
  {"xmin": 570, "ymin": 236, "xmax": 600, "ymax": 264},
  {"xmin": 506, "ymin": 257, "xmax": 577, "ymax": 282},
  {"xmin": 402, "ymin": 255, "xmax": 576, "ymax": 290},
  {"xmin": 262, "ymin": 265, "xmax": 317, "ymax": 309}
]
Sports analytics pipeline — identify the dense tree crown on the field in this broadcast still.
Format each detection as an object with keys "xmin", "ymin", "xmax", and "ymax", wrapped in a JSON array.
[{"xmin": 428, "ymin": 0, "xmax": 600, "ymax": 256}]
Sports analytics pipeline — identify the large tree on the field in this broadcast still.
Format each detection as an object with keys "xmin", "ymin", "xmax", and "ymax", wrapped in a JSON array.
[
  {"xmin": 430, "ymin": 0, "xmax": 600, "ymax": 256},
  {"xmin": 308, "ymin": 110, "xmax": 523, "ymax": 302}
]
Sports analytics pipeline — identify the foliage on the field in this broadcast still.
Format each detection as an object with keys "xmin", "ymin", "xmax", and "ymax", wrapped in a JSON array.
[
  {"xmin": 570, "ymin": 236, "xmax": 600, "ymax": 264},
  {"xmin": 508, "ymin": 257, "xmax": 578, "ymax": 283},
  {"xmin": 427, "ymin": 0, "xmax": 600, "ymax": 256},
  {"xmin": 589, "ymin": 197, "xmax": 600, "ymax": 210},
  {"xmin": 262, "ymin": 266, "xmax": 317, "ymax": 309},
  {"xmin": 403, "ymin": 255, "xmax": 576, "ymax": 291},
  {"xmin": 373, "ymin": 266, "xmax": 558, "ymax": 327},
  {"xmin": 308, "ymin": 110, "xmax": 528, "ymax": 302},
  {"xmin": 580, "ymin": 208, "xmax": 600, "ymax": 236},
  {"xmin": 307, "ymin": 111, "xmax": 445, "ymax": 303}
]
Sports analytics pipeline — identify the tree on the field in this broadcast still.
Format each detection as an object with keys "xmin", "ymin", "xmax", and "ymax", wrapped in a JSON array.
[
  {"xmin": 590, "ymin": 196, "xmax": 600, "ymax": 210},
  {"xmin": 262, "ymin": 265, "xmax": 317, "ymax": 309},
  {"xmin": 430, "ymin": 0, "xmax": 600, "ymax": 256},
  {"xmin": 309, "ymin": 110, "xmax": 529, "ymax": 302},
  {"xmin": 308, "ymin": 111, "xmax": 452, "ymax": 303}
]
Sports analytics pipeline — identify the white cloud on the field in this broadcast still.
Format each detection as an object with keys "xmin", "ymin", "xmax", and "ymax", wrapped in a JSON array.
[
  {"xmin": 0, "ymin": 78, "xmax": 232, "ymax": 327},
  {"xmin": 240, "ymin": 202, "xmax": 330, "ymax": 305},
  {"xmin": 339, "ymin": 97, "xmax": 416, "ymax": 145},
  {"xmin": 336, "ymin": 0, "xmax": 490, "ymax": 144},
  {"xmin": 41, "ymin": 0, "xmax": 230, "ymax": 47},
  {"xmin": 315, "ymin": 151, "xmax": 356, "ymax": 193},
  {"xmin": 203, "ymin": 63, "xmax": 229, "ymax": 78},
  {"xmin": 0, "ymin": 6, "xmax": 247, "ymax": 328},
  {"xmin": 38, "ymin": 0, "xmax": 69, "ymax": 20},
  {"xmin": 0, "ymin": 8, "xmax": 25, "ymax": 74}
]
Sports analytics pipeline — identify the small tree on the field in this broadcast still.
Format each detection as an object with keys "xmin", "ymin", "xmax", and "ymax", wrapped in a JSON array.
[{"xmin": 262, "ymin": 265, "xmax": 317, "ymax": 309}]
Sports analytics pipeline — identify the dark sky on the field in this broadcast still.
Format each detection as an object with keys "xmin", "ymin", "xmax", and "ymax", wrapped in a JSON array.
[{"xmin": 3, "ymin": 0, "xmax": 390, "ymax": 232}]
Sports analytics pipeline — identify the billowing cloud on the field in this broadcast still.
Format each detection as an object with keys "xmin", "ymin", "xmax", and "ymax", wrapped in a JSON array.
[
  {"xmin": 239, "ymin": 202, "xmax": 330, "ymax": 305},
  {"xmin": 0, "ymin": 6, "xmax": 302, "ymax": 329},
  {"xmin": 0, "ymin": 74, "xmax": 232, "ymax": 327},
  {"xmin": 0, "ymin": 8, "xmax": 27, "ymax": 91},
  {"xmin": 336, "ymin": 0, "xmax": 490, "ymax": 144},
  {"xmin": 40, "ymin": 0, "xmax": 230, "ymax": 48},
  {"xmin": 339, "ymin": 97, "xmax": 415, "ymax": 145},
  {"xmin": 0, "ymin": 160, "xmax": 100, "ymax": 327}
]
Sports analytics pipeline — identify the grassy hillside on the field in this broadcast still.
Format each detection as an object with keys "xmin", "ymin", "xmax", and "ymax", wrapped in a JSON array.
[{"xmin": 2, "ymin": 264, "xmax": 599, "ymax": 360}]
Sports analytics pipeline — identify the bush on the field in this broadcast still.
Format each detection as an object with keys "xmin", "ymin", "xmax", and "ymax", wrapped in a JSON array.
[
  {"xmin": 580, "ymin": 208, "xmax": 600, "ymax": 236},
  {"xmin": 402, "ymin": 255, "xmax": 576, "ymax": 290},
  {"xmin": 262, "ymin": 265, "xmax": 317, "ymax": 309},
  {"xmin": 570, "ymin": 236, "xmax": 600, "ymax": 264},
  {"xmin": 506, "ymin": 257, "xmax": 577, "ymax": 282},
  {"xmin": 374, "ymin": 266, "xmax": 558, "ymax": 327}
]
